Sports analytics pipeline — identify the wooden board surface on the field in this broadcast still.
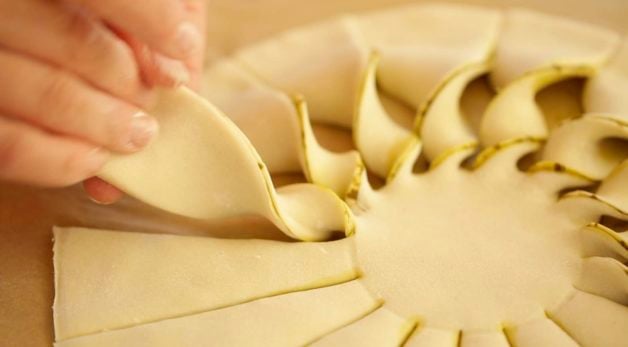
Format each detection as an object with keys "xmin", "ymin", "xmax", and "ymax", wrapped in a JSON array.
[{"xmin": 1, "ymin": 0, "xmax": 626, "ymax": 345}]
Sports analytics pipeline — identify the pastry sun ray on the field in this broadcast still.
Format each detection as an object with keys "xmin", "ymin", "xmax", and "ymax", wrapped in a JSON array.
[
  {"xmin": 274, "ymin": 183, "xmax": 355, "ymax": 237},
  {"xmin": 310, "ymin": 306, "xmax": 416, "ymax": 347},
  {"xmin": 293, "ymin": 96, "xmax": 364, "ymax": 197},
  {"xmin": 55, "ymin": 281, "xmax": 379, "ymax": 347},
  {"xmin": 557, "ymin": 190, "xmax": 627, "ymax": 226},
  {"xmin": 417, "ymin": 63, "xmax": 487, "ymax": 162},
  {"xmin": 385, "ymin": 136, "xmax": 422, "ymax": 184},
  {"xmin": 580, "ymin": 223, "xmax": 628, "ymax": 261},
  {"xmin": 353, "ymin": 52, "xmax": 414, "ymax": 178},
  {"xmin": 428, "ymin": 144, "xmax": 476, "ymax": 174},
  {"xmin": 53, "ymin": 227, "xmax": 360, "ymax": 341},
  {"xmin": 99, "ymin": 87, "xmax": 353, "ymax": 241},
  {"xmin": 472, "ymin": 139, "xmax": 540, "ymax": 179},
  {"xmin": 348, "ymin": 170, "xmax": 379, "ymax": 215},
  {"xmin": 526, "ymin": 162, "xmax": 594, "ymax": 195},
  {"xmin": 480, "ymin": 65, "xmax": 593, "ymax": 147},
  {"xmin": 541, "ymin": 114, "xmax": 628, "ymax": 180}
]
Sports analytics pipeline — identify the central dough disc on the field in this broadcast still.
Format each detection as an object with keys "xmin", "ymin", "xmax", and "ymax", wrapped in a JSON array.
[{"xmin": 354, "ymin": 163, "xmax": 583, "ymax": 330}]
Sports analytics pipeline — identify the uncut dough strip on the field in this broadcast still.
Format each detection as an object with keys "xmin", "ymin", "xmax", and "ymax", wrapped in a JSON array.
[
  {"xmin": 53, "ymin": 227, "xmax": 359, "ymax": 340},
  {"xmin": 310, "ymin": 306, "xmax": 415, "ymax": 347},
  {"xmin": 504, "ymin": 314, "xmax": 578, "ymax": 347},
  {"xmin": 55, "ymin": 281, "xmax": 379, "ymax": 347},
  {"xmin": 549, "ymin": 289, "xmax": 628, "ymax": 347},
  {"xmin": 459, "ymin": 330, "xmax": 510, "ymax": 347},
  {"xmin": 235, "ymin": 17, "xmax": 368, "ymax": 127},
  {"xmin": 404, "ymin": 326, "xmax": 459, "ymax": 347}
]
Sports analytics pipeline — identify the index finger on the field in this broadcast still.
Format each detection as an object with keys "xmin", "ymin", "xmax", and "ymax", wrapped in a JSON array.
[{"xmin": 63, "ymin": 0, "xmax": 202, "ymax": 60}]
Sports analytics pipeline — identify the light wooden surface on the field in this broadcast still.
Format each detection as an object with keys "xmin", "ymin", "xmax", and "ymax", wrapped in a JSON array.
[{"xmin": 1, "ymin": 1, "xmax": 626, "ymax": 345}]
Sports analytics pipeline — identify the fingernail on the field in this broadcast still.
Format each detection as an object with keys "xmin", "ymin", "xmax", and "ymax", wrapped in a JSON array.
[
  {"xmin": 128, "ymin": 112, "xmax": 159, "ymax": 150},
  {"xmin": 87, "ymin": 194, "xmax": 113, "ymax": 205},
  {"xmin": 174, "ymin": 22, "xmax": 202, "ymax": 57},
  {"xmin": 83, "ymin": 178, "xmax": 123, "ymax": 205},
  {"xmin": 156, "ymin": 55, "xmax": 190, "ymax": 86}
]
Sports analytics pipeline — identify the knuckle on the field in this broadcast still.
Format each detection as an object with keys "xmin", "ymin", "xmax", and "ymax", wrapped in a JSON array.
[
  {"xmin": 64, "ymin": 13, "xmax": 120, "ymax": 66},
  {"xmin": 64, "ymin": 12, "xmax": 101, "ymax": 56},
  {"xmin": 63, "ymin": 13, "xmax": 140, "ymax": 96},
  {"xmin": 37, "ymin": 71, "xmax": 83, "ymax": 123}
]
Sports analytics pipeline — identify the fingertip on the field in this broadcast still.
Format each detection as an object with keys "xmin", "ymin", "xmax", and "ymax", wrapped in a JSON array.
[
  {"xmin": 65, "ymin": 0, "xmax": 198, "ymax": 60},
  {"xmin": 183, "ymin": 55, "xmax": 203, "ymax": 91},
  {"xmin": 54, "ymin": 147, "xmax": 110, "ymax": 187},
  {"xmin": 77, "ymin": 147, "xmax": 110, "ymax": 176},
  {"xmin": 120, "ymin": 32, "xmax": 190, "ymax": 89},
  {"xmin": 83, "ymin": 177, "xmax": 124, "ymax": 205},
  {"xmin": 155, "ymin": 54, "xmax": 190, "ymax": 87},
  {"xmin": 0, "ymin": 116, "xmax": 111, "ymax": 187},
  {"xmin": 144, "ymin": 52, "xmax": 191, "ymax": 88}
]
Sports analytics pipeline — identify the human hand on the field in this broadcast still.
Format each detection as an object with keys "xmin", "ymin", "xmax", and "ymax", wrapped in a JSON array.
[{"xmin": 0, "ymin": 0, "xmax": 206, "ymax": 204}]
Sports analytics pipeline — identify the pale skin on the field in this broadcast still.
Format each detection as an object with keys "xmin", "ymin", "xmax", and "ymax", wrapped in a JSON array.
[{"xmin": 0, "ymin": 0, "xmax": 206, "ymax": 204}]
